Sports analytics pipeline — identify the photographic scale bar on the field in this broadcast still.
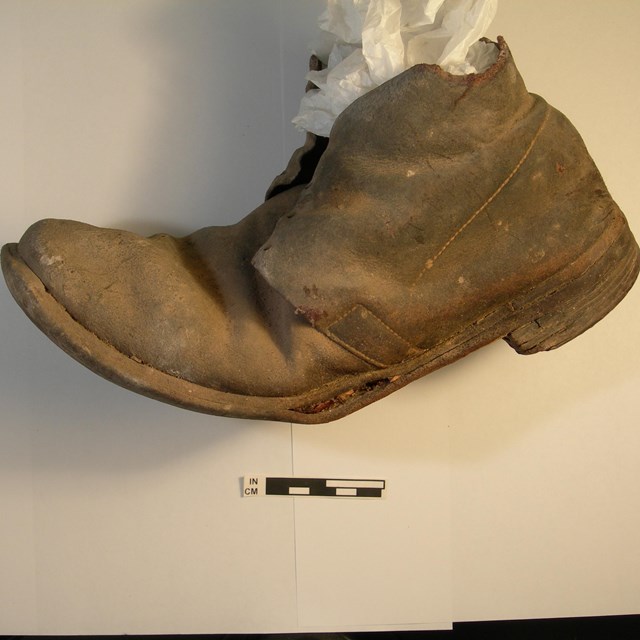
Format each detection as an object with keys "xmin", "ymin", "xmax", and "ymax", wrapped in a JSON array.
[{"xmin": 243, "ymin": 476, "xmax": 386, "ymax": 498}]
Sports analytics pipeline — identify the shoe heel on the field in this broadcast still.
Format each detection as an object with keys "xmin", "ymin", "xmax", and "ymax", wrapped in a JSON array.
[{"xmin": 505, "ymin": 223, "xmax": 640, "ymax": 354}]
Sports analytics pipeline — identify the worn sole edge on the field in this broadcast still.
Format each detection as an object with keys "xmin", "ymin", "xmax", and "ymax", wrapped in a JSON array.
[{"xmin": 2, "ymin": 216, "xmax": 638, "ymax": 425}]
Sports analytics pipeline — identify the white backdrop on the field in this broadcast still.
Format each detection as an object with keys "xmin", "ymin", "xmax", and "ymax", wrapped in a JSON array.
[{"xmin": 1, "ymin": 0, "xmax": 639, "ymax": 633}]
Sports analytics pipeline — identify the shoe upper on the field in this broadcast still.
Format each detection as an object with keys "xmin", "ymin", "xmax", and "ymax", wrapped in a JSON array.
[
  {"xmin": 17, "ymin": 186, "xmax": 373, "ymax": 397},
  {"xmin": 12, "ymin": 38, "xmax": 629, "ymax": 397},
  {"xmin": 253, "ymin": 37, "xmax": 625, "ymax": 367}
]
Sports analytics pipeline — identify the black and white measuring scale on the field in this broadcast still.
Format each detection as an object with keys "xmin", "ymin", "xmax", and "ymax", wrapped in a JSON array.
[{"xmin": 243, "ymin": 476, "xmax": 386, "ymax": 499}]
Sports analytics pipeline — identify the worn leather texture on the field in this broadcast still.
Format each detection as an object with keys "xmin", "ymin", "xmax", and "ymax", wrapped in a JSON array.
[
  {"xmin": 253, "ymin": 38, "xmax": 627, "ymax": 367},
  {"xmin": 3, "ymin": 38, "xmax": 638, "ymax": 421},
  {"xmin": 16, "ymin": 187, "xmax": 373, "ymax": 397}
]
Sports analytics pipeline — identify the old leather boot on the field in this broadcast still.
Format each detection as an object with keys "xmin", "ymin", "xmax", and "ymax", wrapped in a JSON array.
[{"xmin": 2, "ymin": 38, "xmax": 639, "ymax": 423}]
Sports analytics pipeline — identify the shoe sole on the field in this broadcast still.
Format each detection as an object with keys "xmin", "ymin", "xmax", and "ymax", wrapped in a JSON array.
[{"xmin": 2, "ymin": 213, "xmax": 638, "ymax": 424}]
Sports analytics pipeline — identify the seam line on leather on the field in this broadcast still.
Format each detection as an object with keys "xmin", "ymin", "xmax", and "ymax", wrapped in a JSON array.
[
  {"xmin": 323, "ymin": 332, "xmax": 388, "ymax": 368},
  {"xmin": 412, "ymin": 104, "xmax": 551, "ymax": 286},
  {"xmin": 325, "ymin": 304, "xmax": 420, "ymax": 368},
  {"xmin": 329, "ymin": 304, "xmax": 416, "ymax": 349}
]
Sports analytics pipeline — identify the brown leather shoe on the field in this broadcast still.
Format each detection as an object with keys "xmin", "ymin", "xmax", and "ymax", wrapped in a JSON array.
[{"xmin": 2, "ymin": 38, "xmax": 638, "ymax": 423}]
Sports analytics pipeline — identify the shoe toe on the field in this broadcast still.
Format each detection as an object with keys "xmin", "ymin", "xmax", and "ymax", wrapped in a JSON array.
[
  {"xmin": 18, "ymin": 218, "xmax": 96, "ymax": 290},
  {"xmin": 17, "ymin": 219, "xmax": 197, "ymax": 371}
]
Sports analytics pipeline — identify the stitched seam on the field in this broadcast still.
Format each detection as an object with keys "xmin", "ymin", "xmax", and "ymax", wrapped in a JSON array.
[
  {"xmin": 324, "ymin": 331, "xmax": 389, "ymax": 368},
  {"xmin": 331, "ymin": 304, "xmax": 413, "ymax": 347},
  {"xmin": 328, "ymin": 304, "xmax": 417, "ymax": 349},
  {"xmin": 326, "ymin": 304, "xmax": 420, "ymax": 367},
  {"xmin": 413, "ymin": 105, "xmax": 551, "ymax": 286}
]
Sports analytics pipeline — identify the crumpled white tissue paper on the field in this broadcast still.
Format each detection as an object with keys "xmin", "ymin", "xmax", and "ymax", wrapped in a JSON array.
[{"xmin": 293, "ymin": 0, "xmax": 498, "ymax": 136}]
